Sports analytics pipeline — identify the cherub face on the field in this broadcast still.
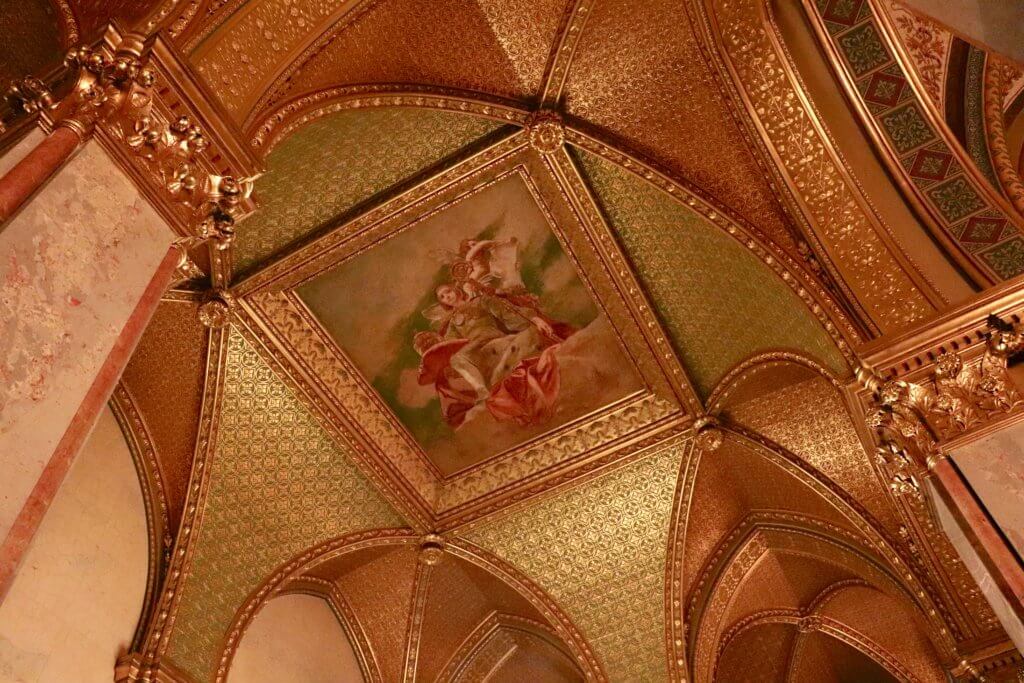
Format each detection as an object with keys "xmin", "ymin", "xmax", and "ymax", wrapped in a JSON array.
[{"xmin": 436, "ymin": 284, "xmax": 462, "ymax": 308}]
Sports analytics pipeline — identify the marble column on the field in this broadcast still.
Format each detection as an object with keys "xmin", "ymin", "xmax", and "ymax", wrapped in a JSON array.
[
  {"xmin": 0, "ymin": 126, "xmax": 81, "ymax": 223},
  {"xmin": 0, "ymin": 134, "xmax": 178, "ymax": 605}
]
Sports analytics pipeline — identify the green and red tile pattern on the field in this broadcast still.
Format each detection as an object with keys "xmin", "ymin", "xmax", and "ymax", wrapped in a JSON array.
[{"xmin": 814, "ymin": 0, "xmax": 1024, "ymax": 280}]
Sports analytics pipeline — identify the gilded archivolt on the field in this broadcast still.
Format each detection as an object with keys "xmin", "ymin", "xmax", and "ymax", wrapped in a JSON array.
[
  {"xmin": 465, "ymin": 438, "xmax": 689, "ymax": 682},
  {"xmin": 692, "ymin": 0, "xmax": 937, "ymax": 333},
  {"xmin": 161, "ymin": 329, "xmax": 406, "ymax": 681}
]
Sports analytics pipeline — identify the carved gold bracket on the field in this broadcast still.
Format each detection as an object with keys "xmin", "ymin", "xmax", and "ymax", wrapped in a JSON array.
[
  {"xmin": 859, "ymin": 315, "xmax": 1023, "ymax": 498},
  {"xmin": 17, "ymin": 24, "xmax": 264, "ymax": 288}
]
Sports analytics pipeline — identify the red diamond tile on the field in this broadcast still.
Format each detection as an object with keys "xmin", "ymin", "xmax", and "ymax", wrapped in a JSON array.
[
  {"xmin": 822, "ymin": 0, "xmax": 866, "ymax": 27},
  {"xmin": 864, "ymin": 72, "xmax": 906, "ymax": 107},
  {"xmin": 909, "ymin": 149, "xmax": 953, "ymax": 181},
  {"xmin": 961, "ymin": 216, "xmax": 1007, "ymax": 244}
]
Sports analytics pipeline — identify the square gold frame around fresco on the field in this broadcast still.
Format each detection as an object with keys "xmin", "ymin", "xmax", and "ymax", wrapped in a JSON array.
[{"xmin": 234, "ymin": 129, "xmax": 692, "ymax": 528}]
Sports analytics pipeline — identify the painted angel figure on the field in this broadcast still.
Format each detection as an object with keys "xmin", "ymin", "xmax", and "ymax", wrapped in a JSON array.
[{"xmin": 414, "ymin": 237, "xmax": 576, "ymax": 429}]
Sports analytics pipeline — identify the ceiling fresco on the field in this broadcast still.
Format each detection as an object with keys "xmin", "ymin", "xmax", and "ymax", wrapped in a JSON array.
[
  {"xmin": 5, "ymin": 0, "xmax": 1023, "ymax": 680},
  {"xmin": 298, "ymin": 171, "xmax": 643, "ymax": 474}
]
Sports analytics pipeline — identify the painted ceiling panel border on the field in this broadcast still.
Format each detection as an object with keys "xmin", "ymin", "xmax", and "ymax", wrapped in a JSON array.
[
  {"xmin": 572, "ymin": 146, "xmax": 849, "ymax": 398},
  {"xmin": 233, "ymin": 107, "xmax": 506, "ymax": 274},
  {"xmin": 163, "ymin": 328, "xmax": 406, "ymax": 681}
]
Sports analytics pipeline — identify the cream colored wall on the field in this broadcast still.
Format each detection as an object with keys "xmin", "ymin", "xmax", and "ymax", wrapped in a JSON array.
[
  {"xmin": 0, "ymin": 139, "xmax": 170, "ymax": 542},
  {"xmin": 0, "ymin": 406, "xmax": 149, "ymax": 682},
  {"xmin": 228, "ymin": 594, "xmax": 364, "ymax": 683}
]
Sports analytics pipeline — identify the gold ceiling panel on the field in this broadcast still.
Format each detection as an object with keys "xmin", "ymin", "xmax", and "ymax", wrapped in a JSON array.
[
  {"xmin": 233, "ymin": 107, "xmax": 505, "ymax": 274},
  {"xmin": 0, "ymin": 1, "xmax": 64, "ymax": 85},
  {"xmin": 464, "ymin": 437, "xmax": 689, "ymax": 682},
  {"xmin": 561, "ymin": 0, "xmax": 798, "ymax": 254},
  {"xmin": 722, "ymin": 372, "xmax": 900, "ymax": 535},
  {"xmin": 271, "ymin": 0, "xmax": 567, "ymax": 112},
  {"xmin": 164, "ymin": 328, "xmax": 407, "ymax": 681},
  {"xmin": 190, "ymin": 0, "xmax": 360, "ymax": 121},
  {"xmin": 573, "ymin": 146, "xmax": 849, "ymax": 397},
  {"xmin": 120, "ymin": 299, "xmax": 209, "ymax": 532}
]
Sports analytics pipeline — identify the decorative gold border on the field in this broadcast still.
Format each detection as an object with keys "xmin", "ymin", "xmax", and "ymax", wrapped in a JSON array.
[
  {"xmin": 400, "ymin": 560, "xmax": 431, "ymax": 682},
  {"xmin": 689, "ymin": 0, "xmax": 944, "ymax": 333},
  {"xmin": 538, "ymin": 0, "xmax": 595, "ymax": 107},
  {"xmin": 688, "ymin": 516, "xmax": 938, "ymax": 683},
  {"xmin": 249, "ymin": 85, "xmax": 530, "ymax": 152},
  {"xmin": 282, "ymin": 576, "xmax": 383, "ymax": 683},
  {"xmin": 436, "ymin": 612, "xmax": 575, "ymax": 681},
  {"xmin": 139, "ymin": 325, "xmax": 230, "ymax": 671},
  {"xmin": 804, "ymin": 0, "xmax": 1023, "ymax": 286},
  {"xmin": 110, "ymin": 382, "xmax": 173, "ymax": 652},
  {"xmin": 716, "ymin": 605, "xmax": 920, "ymax": 683}
]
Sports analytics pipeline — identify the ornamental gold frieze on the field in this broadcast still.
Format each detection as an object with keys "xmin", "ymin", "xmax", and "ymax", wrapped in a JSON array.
[
  {"xmin": 691, "ymin": 0, "xmax": 941, "ymax": 334},
  {"xmin": 804, "ymin": 0, "xmax": 1024, "ymax": 284}
]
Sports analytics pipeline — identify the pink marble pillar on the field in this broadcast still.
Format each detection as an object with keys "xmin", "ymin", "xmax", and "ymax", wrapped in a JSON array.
[
  {"xmin": 0, "ymin": 137, "xmax": 176, "ymax": 605},
  {"xmin": 0, "ymin": 127, "xmax": 81, "ymax": 224}
]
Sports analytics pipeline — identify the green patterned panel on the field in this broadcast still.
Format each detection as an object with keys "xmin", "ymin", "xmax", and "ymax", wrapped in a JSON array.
[
  {"xmin": 573, "ymin": 148, "xmax": 848, "ymax": 397},
  {"xmin": 165, "ymin": 330, "xmax": 405, "ymax": 681},
  {"xmin": 236, "ymin": 109, "xmax": 506, "ymax": 273},
  {"xmin": 466, "ymin": 438, "xmax": 688, "ymax": 682}
]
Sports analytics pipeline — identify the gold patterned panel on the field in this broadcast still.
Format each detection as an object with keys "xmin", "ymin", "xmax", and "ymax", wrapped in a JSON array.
[
  {"xmin": 573, "ymin": 147, "xmax": 848, "ymax": 397},
  {"xmin": 234, "ymin": 108, "xmax": 505, "ymax": 273},
  {"xmin": 464, "ymin": 438, "xmax": 688, "ymax": 682},
  {"xmin": 0, "ymin": 1, "xmax": 63, "ymax": 85},
  {"xmin": 189, "ymin": 0, "xmax": 358, "ymax": 121},
  {"xmin": 562, "ymin": 0, "xmax": 798, "ymax": 254},
  {"xmin": 695, "ymin": 0, "xmax": 937, "ymax": 333},
  {"xmin": 270, "ymin": 0, "xmax": 564, "ymax": 113},
  {"xmin": 164, "ymin": 329, "xmax": 406, "ymax": 682},
  {"xmin": 723, "ymin": 373, "xmax": 900, "ymax": 535}
]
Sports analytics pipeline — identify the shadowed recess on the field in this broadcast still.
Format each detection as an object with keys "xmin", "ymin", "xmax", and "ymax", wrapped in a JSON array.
[
  {"xmin": 572, "ymin": 147, "xmax": 847, "ymax": 397},
  {"xmin": 164, "ymin": 329, "xmax": 405, "ymax": 681},
  {"xmin": 234, "ymin": 108, "xmax": 507, "ymax": 273}
]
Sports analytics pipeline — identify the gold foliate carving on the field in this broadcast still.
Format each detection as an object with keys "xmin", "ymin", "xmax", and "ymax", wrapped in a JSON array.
[
  {"xmin": 861, "ymin": 315, "xmax": 1024, "ymax": 495},
  {"xmin": 694, "ymin": 415, "xmax": 724, "ymax": 451},
  {"xmin": 418, "ymin": 534, "xmax": 446, "ymax": 566},
  {"xmin": 4, "ymin": 76, "xmax": 55, "ymax": 116},
  {"xmin": 58, "ymin": 43, "xmax": 156, "ymax": 137},
  {"xmin": 108, "ymin": 86, "xmax": 257, "ymax": 249},
  {"xmin": 198, "ymin": 291, "xmax": 233, "ymax": 329}
]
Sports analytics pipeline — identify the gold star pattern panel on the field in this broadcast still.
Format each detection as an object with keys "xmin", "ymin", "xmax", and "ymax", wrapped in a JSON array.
[
  {"xmin": 572, "ymin": 147, "xmax": 849, "ymax": 397},
  {"xmin": 164, "ymin": 329, "xmax": 407, "ymax": 681},
  {"xmin": 234, "ymin": 108, "xmax": 507, "ymax": 274},
  {"xmin": 464, "ymin": 437, "xmax": 689, "ymax": 682}
]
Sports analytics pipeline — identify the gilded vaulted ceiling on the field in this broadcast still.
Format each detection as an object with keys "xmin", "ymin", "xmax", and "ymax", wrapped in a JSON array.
[{"xmin": 6, "ymin": 0, "xmax": 1023, "ymax": 680}]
